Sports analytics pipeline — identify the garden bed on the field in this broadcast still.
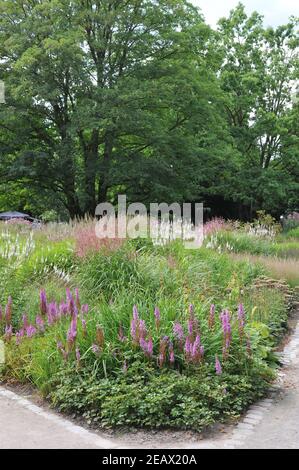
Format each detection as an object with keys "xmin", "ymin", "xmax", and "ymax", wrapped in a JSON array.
[{"xmin": 0, "ymin": 223, "xmax": 297, "ymax": 431}]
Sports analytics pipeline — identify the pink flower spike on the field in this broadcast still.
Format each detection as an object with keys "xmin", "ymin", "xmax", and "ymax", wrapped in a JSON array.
[
  {"xmin": 5, "ymin": 296, "xmax": 12, "ymax": 325},
  {"xmin": 35, "ymin": 315, "xmax": 45, "ymax": 332},
  {"xmin": 215, "ymin": 355, "xmax": 222, "ymax": 375},
  {"xmin": 39, "ymin": 290, "xmax": 47, "ymax": 316},
  {"xmin": 91, "ymin": 343, "xmax": 100, "ymax": 356},
  {"xmin": 81, "ymin": 304, "xmax": 89, "ymax": 316},
  {"xmin": 4, "ymin": 324, "xmax": 12, "ymax": 342},
  {"xmin": 75, "ymin": 347, "xmax": 81, "ymax": 363}
]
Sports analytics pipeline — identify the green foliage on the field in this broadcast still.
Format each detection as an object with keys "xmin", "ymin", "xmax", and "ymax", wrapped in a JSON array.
[
  {"xmin": 282, "ymin": 227, "xmax": 299, "ymax": 240},
  {"xmin": 0, "ymin": 2, "xmax": 297, "ymax": 218},
  {"xmin": 49, "ymin": 360, "xmax": 271, "ymax": 430},
  {"xmin": 206, "ymin": 230, "xmax": 299, "ymax": 259}
]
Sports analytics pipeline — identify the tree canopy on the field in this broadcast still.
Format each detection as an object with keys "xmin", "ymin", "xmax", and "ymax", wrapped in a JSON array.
[{"xmin": 0, "ymin": 1, "xmax": 298, "ymax": 220}]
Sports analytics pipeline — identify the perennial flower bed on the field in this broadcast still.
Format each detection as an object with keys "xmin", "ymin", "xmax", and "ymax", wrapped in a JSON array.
[
  {"xmin": 1, "ymin": 289, "xmax": 249, "ymax": 376},
  {"xmin": 0, "ymin": 225, "xmax": 293, "ymax": 430}
]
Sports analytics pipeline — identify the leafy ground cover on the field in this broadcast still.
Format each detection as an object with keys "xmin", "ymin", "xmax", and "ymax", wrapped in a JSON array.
[{"xmin": 0, "ymin": 220, "xmax": 297, "ymax": 431}]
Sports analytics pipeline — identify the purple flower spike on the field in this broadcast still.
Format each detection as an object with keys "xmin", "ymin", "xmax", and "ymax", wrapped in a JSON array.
[
  {"xmin": 139, "ymin": 319, "xmax": 147, "ymax": 339},
  {"xmin": 39, "ymin": 290, "xmax": 47, "ymax": 316},
  {"xmin": 154, "ymin": 306, "xmax": 160, "ymax": 329},
  {"xmin": 173, "ymin": 322, "xmax": 184, "ymax": 342},
  {"xmin": 140, "ymin": 337, "xmax": 147, "ymax": 352},
  {"xmin": 133, "ymin": 305, "xmax": 139, "ymax": 321},
  {"xmin": 5, "ymin": 296, "xmax": 12, "ymax": 325},
  {"xmin": 35, "ymin": 315, "xmax": 45, "ymax": 332},
  {"xmin": 169, "ymin": 341, "xmax": 175, "ymax": 364},
  {"xmin": 220, "ymin": 309, "xmax": 231, "ymax": 359},
  {"xmin": 4, "ymin": 324, "xmax": 12, "ymax": 341},
  {"xmin": 140, "ymin": 336, "xmax": 153, "ymax": 358},
  {"xmin": 22, "ymin": 314, "xmax": 28, "ymax": 329},
  {"xmin": 118, "ymin": 324, "xmax": 127, "ymax": 343},
  {"xmin": 154, "ymin": 306, "xmax": 160, "ymax": 320},
  {"xmin": 16, "ymin": 329, "xmax": 24, "ymax": 345},
  {"xmin": 130, "ymin": 317, "xmax": 138, "ymax": 343},
  {"xmin": 187, "ymin": 318, "xmax": 193, "ymax": 336},
  {"xmin": 81, "ymin": 304, "xmax": 89, "ymax": 316},
  {"xmin": 184, "ymin": 336, "xmax": 191, "ymax": 358},
  {"xmin": 91, "ymin": 343, "xmax": 100, "ymax": 356},
  {"xmin": 47, "ymin": 302, "xmax": 58, "ymax": 325},
  {"xmin": 147, "ymin": 337, "xmax": 153, "ymax": 357},
  {"xmin": 26, "ymin": 325, "xmax": 37, "ymax": 338},
  {"xmin": 75, "ymin": 347, "xmax": 81, "ymax": 362},
  {"xmin": 81, "ymin": 318, "xmax": 87, "ymax": 335},
  {"xmin": 209, "ymin": 304, "xmax": 215, "ymax": 329},
  {"xmin": 67, "ymin": 316, "xmax": 77, "ymax": 348},
  {"xmin": 215, "ymin": 355, "xmax": 222, "ymax": 375},
  {"xmin": 59, "ymin": 302, "xmax": 69, "ymax": 316}
]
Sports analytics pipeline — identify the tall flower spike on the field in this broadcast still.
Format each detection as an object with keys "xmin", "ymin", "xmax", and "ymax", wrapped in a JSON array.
[
  {"xmin": 91, "ymin": 343, "xmax": 100, "ymax": 356},
  {"xmin": 22, "ymin": 314, "xmax": 28, "ymax": 329},
  {"xmin": 220, "ymin": 309, "xmax": 231, "ymax": 359},
  {"xmin": 154, "ymin": 306, "xmax": 160, "ymax": 329},
  {"xmin": 209, "ymin": 304, "xmax": 215, "ymax": 329},
  {"xmin": 118, "ymin": 324, "xmax": 126, "ymax": 342},
  {"xmin": 26, "ymin": 325, "xmax": 37, "ymax": 338},
  {"xmin": 139, "ymin": 319, "xmax": 147, "ymax": 340},
  {"xmin": 39, "ymin": 290, "xmax": 47, "ymax": 316},
  {"xmin": 5, "ymin": 296, "xmax": 12, "ymax": 325},
  {"xmin": 133, "ymin": 305, "xmax": 139, "ymax": 321},
  {"xmin": 4, "ymin": 324, "xmax": 12, "ymax": 342},
  {"xmin": 81, "ymin": 304, "xmax": 89, "ymax": 316},
  {"xmin": 215, "ymin": 355, "xmax": 222, "ymax": 375},
  {"xmin": 75, "ymin": 347, "xmax": 81, "ymax": 363},
  {"xmin": 96, "ymin": 325, "xmax": 104, "ymax": 349},
  {"xmin": 36, "ymin": 315, "xmax": 45, "ymax": 332},
  {"xmin": 173, "ymin": 322, "xmax": 184, "ymax": 343},
  {"xmin": 67, "ymin": 316, "xmax": 77, "ymax": 349},
  {"xmin": 184, "ymin": 336, "xmax": 191, "ymax": 360},
  {"xmin": 169, "ymin": 341, "xmax": 175, "ymax": 364}
]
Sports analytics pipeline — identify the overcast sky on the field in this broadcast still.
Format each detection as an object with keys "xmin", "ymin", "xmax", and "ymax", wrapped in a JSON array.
[{"xmin": 191, "ymin": 0, "xmax": 299, "ymax": 28}]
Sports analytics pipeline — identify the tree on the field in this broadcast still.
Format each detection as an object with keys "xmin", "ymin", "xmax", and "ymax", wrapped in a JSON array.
[
  {"xmin": 1, "ymin": 0, "xmax": 226, "ymax": 216},
  {"xmin": 217, "ymin": 3, "xmax": 299, "ymax": 216}
]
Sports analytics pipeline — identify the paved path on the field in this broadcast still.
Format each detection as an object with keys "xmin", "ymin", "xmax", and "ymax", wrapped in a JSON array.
[
  {"xmin": 190, "ymin": 314, "xmax": 299, "ymax": 450},
  {"xmin": 1, "ymin": 316, "xmax": 299, "ymax": 449},
  {"xmin": 0, "ymin": 388, "xmax": 117, "ymax": 449}
]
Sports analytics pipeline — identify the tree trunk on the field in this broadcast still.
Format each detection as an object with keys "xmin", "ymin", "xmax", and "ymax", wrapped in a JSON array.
[
  {"xmin": 98, "ymin": 133, "xmax": 113, "ymax": 203},
  {"xmin": 82, "ymin": 129, "xmax": 99, "ymax": 215}
]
